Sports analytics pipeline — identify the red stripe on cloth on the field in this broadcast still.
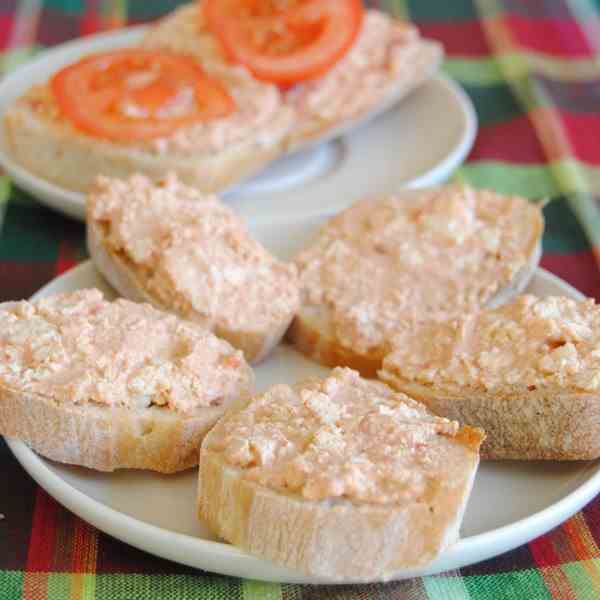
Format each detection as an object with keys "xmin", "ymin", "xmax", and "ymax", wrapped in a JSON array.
[
  {"xmin": 529, "ymin": 532, "xmax": 563, "ymax": 567},
  {"xmin": 0, "ymin": 15, "xmax": 13, "ymax": 50},
  {"xmin": 55, "ymin": 241, "xmax": 78, "ymax": 276},
  {"xmin": 25, "ymin": 489, "xmax": 58, "ymax": 571},
  {"xmin": 503, "ymin": 15, "xmax": 597, "ymax": 57},
  {"xmin": 416, "ymin": 21, "xmax": 490, "ymax": 56},
  {"xmin": 80, "ymin": 0, "xmax": 101, "ymax": 36},
  {"xmin": 563, "ymin": 516, "xmax": 596, "ymax": 561},
  {"xmin": 468, "ymin": 115, "xmax": 547, "ymax": 163},
  {"xmin": 70, "ymin": 518, "xmax": 98, "ymax": 574},
  {"xmin": 559, "ymin": 113, "xmax": 600, "ymax": 165},
  {"xmin": 583, "ymin": 496, "xmax": 600, "ymax": 550},
  {"xmin": 541, "ymin": 251, "xmax": 600, "ymax": 301}
]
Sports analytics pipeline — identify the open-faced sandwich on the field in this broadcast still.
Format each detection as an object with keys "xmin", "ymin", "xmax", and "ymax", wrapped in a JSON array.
[
  {"xmin": 87, "ymin": 173, "xmax": 299, "ymax": 363},
  {"xmin": 380, "ymin": 295, "xmax": 600, "ymax": 460},
  {"xmin": 0, "ymin": 289, "xmax": 254, "ymax": 472},
  {"xmin": 199, "ymin": 367, "xmax": 484, "ymax": 580},
  {"xmin": 142, "ymin": 0, "xmax": 443, "ymax": 146},
  {"xmin": 289, "ymin": 185, "xmax": 544, "ymax": 376},
  {"xmin": 3, "ymin": 47, "xmax": 294, "ymax": 193}
]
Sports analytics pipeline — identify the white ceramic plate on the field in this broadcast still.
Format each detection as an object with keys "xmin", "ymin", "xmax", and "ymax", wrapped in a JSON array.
[
  {"xmin": 6, "ymin": 210, "xmax": 600, "ymax": 584},
  {"xmin": 0, "ymin": 26, "xmax": 476, "ymax": 221}
]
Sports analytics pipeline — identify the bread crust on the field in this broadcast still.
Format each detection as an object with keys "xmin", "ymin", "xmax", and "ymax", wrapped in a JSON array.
[
  {"xmin": 0, "ymin": 381, "xmax": 231, "ymax": 473},
  {"xmin": 198, "ymin": 434, "xmax": 480, "ymax": 581},
  {"xmin": 3, "ymin": 98, "xmax": 286, "ymax": 195},
  {"xmin": 377, "ymin": 377, "xmax": 600, "ymax": 460},
  {"xmin": 87, "ymin": 216, "xmax": 295, "ymax": 364}
]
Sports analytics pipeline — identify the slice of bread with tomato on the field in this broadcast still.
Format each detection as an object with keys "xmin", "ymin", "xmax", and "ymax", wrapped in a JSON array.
[
  {"xmin": 143, "ymin": 1, "xmax": 443, "ymax": 149},
  {"xmin": 3, "ymin": 49, "xmax": 294, "ymax": 194}
]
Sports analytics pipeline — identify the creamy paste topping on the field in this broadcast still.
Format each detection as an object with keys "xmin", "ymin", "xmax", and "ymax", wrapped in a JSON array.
[
  {"xmin": 286, "ymin": 10, "xmax": 428, "ymax": 123},
  {"xmin": 0, "ymin": 289, "xmax": 251, "ymax": 414},
  {"xmin": 207, "ymin": 367, "xmax": 477, "ymax": 505},
  {"xmin": 25, "ymin": 29, "xmax": 292, "ymax": 154},
  {"xmin": 141, "ymin": 4, "xmax": 294, "ymax": 153},
  {"xmin": 89, "ymin": 174, "xmax": 299, "ymax": 334},
  {"xmin": 382, "ymin": 295, "xmax": 600, "ymax": 393},
  {"xmin": 142, "ymin": 4, "xmax": 437, "ymax": 132},
  {"xmin": 295, "ymin": 185, "xmax": 542, "ymax": 355}
]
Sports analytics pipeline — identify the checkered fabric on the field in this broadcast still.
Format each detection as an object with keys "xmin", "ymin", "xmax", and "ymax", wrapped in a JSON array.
[{"xmin": 2, "ymin": 1, "xmax": 600, "ymax": 598}]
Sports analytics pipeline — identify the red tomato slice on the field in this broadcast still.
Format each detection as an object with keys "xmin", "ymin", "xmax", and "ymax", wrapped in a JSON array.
[
  {"xmin": 51, "ymin": 49, "xmax": 235, "ymax": 141},
  {"xmin": 203, "ymin": 0, "xmax": 364, "ymax": 86}
]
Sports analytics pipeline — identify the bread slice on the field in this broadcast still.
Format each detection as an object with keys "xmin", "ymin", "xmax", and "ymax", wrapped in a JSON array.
[
  {"xmin": 379, "ymin": 295, "xmax": 600, "ymax": 460},
  {"xmin": 87, "ymin": 174, "xmax": 299, "ymax": 364},
  {"xmin": 3, "ymin": 66, "xmax": 293, "ymax": 194},
  {"xmin": 0, "ymin": 289, "xmax": 254, "ymax": 472},
  {"xmin": 288, "ymin": 185, "xmax": 544, "ymax": 377},
  {"xmin": 142, "ymin": 4, "xmax": 443, "ymax": 149},
  {"xmin": 198, "ymin": 367, "xmax": 484, "ymax": 581}
]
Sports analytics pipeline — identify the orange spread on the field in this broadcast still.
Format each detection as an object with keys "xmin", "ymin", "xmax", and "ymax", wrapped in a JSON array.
[
  {"xmin": 0, "ymin": 289, "xmax": 252, "ymax": 414},
  {"xmin": 286, "ymin": 10, "xmax": 426, "ymax": 123},
  {"xmin": 143, "ymin": 5, "xmax": 437, "ymax": 130},
  {"xmin": 382, "ymin": 295, "xmax": 600, "ymax": 393},
  {"xmin": 295, "ymin": 185, "xmax": 541, "ymax": 355},
  {"xmin": 207, "ymin": 367, "xmax": 475, "ymax": 505},
  {"xmin": 89, "ymin": 174, "xmax": 299, "ymax": 336}
]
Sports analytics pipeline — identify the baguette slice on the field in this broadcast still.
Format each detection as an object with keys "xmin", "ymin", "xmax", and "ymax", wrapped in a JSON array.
[
  {"xmin": 87, "ymin": 174, "xmax": 299, "ymax": 364},
  {"xmin": 3, "ymin": 64, "xmax": 294, "ymax": 194},
  {"xmin": 380, "ymin": 295, "xmax": 600, "ymax": 460},
  {"xmin": 0, "ymin": 289, "xmax": 254, "ymax": 472},
  {"xmin": 199, "ymin": 367, "xmax": 484, "ymax": 581},
  {"xmin": 289, "ymin": 185, "xmax": 544, "ymax": 377},
  {"xmin": 142, "ymin": 4, "xmax": 443, "ymax": 149}
]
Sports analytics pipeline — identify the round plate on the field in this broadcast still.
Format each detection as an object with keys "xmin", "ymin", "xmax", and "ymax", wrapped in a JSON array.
[
  {"xmin": 5, "ymin": 210, "xmax": 600, "ymax": 584},
  {"xmin": 0, "ymin": 26, "xmax": 476, "ymax": 221}
]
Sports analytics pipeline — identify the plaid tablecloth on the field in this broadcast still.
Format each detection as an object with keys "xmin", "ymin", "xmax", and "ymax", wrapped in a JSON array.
[{"xmin": 2, "ymin": 0, "xmax": 600, "ymax": 598}]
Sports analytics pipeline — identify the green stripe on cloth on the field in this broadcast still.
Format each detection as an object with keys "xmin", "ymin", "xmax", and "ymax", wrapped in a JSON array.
[
  {"xmin": 445, "ymin": 53, "xmax": 600, "ymax": 86},
  {"xmin": 94, "ymin": 573, "xmax": 243, "ymax": 599},
  {"xmin": 0, "ymin": 45, "xmax": 45, "ymax": 74},
  {"xmin": 47, "ymin": 572, "xmax": 71, "ymax": 598},
  {"xmin": 0, "ymin": 177, "xmax": 11, "ymax": 233},
  {"xmin": 242, "ymin": 580, "xmax": 282, "ymax": 600},
  {"xmin": 456, "ymin": 162, "xmax": 561, "ymax": 199},
  {"xmin": 561, "ymin": 561, "xmax": 598, "ymax": 600},
  {"xmin": 461, "ymin": 160, "xmax": 600, "ymax": 198},
  {"xmin": 443, "ymin": 57, "xmax": 504, "ymax": 86},
  {"xmin": 423, "ymin": 573, "xmax": 472, "ymax": 599},
  {"xmin": 464, "ymin": 570, "xmax": 552, "ymax": 599},
  {"xmin": 0, "ymin": 571, "xmax": 24, "ymax": 599}
]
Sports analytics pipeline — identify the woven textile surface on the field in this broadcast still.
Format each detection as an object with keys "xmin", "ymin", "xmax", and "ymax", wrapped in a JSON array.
[{"xmin": 2, "ymin": 0, "xmax": 600, "ymax": 598}]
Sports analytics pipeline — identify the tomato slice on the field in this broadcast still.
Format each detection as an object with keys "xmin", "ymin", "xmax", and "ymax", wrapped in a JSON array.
[
  {"xmin": 51, "ymin": 49, "xmax": 235, "ymax": 141},
  {"xmin": 203, "ymin": 0, "xmax": 364, "ymax": 86}
]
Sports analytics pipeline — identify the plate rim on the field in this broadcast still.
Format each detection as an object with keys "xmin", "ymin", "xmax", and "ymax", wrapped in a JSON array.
[
  {"xmin": 0, "ymin": 25, "xmax": 476, "ymax": 221},
  {"xmin": 5, "ymin": 260, "xmax": 600, "ymax": 584}
]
